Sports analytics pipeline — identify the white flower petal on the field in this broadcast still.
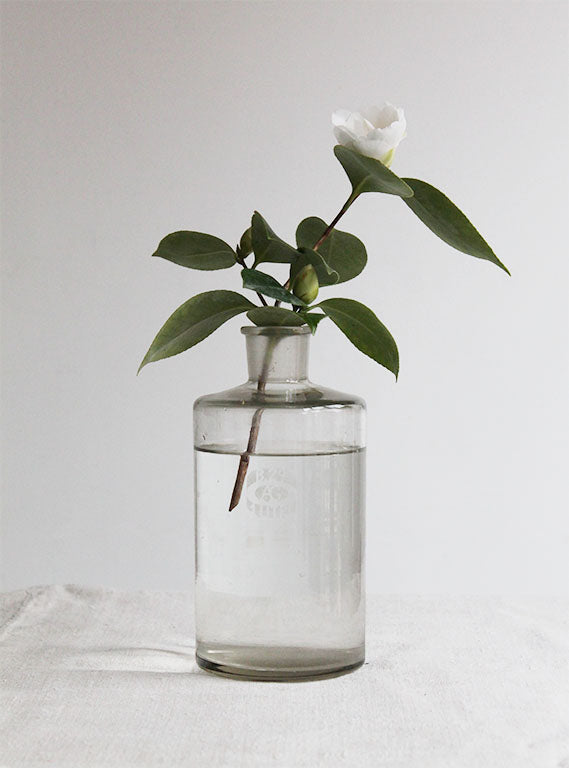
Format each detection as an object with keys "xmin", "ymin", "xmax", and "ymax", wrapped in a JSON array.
[
  {"xmin": 332, "ymin": 102, "xmax": 406, "ymax": 163},
  {"xmin": 360, "ymin": 102, "xmax": 398, "ymax": 129},
  {"xmin": 353, "ymin": 135, "xmax": 393, "ymax": 161},
  {"xmin": 331, "ymin": 109, "xmax": 352, "ymax": 127},
  {"xmin": 333, "ymin": 125, "xmax": 358, "ymax": 149},
  {"xmin": 369, "ymin": 120, "xmax": 405, "ymax": 148},
  {"xmin": 377, "ymin": 102, "xmax": 401, "ymax": 129},
  {"xmin": 343, "ymin": 112, "xmax": 374, "ymax": 138}
]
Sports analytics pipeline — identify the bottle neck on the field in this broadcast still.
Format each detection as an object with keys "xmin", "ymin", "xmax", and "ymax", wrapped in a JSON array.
[{"xmin": 244, "ymin": 328, "xmax": 310, "ymax": 384}]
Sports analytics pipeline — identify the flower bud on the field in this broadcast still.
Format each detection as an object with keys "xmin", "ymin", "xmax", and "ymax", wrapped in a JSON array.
[
  {"xmin": 238, "ymin": 227, "xmax": 253, "ymax": 258},
  {"xmin": 292, "ymin": 264, "xmax": 319, "ymax": 304}
]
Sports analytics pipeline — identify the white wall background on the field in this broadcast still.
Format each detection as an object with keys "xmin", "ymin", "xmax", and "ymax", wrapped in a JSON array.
[{"xmin": 1, "ymin": 1, "xmax": 567, "ymax": 594}]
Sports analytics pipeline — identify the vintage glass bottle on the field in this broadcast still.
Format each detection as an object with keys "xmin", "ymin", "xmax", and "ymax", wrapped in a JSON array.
[{"xmin": 193, "ymin": 326, "xmax": 366, "ymax": 681}]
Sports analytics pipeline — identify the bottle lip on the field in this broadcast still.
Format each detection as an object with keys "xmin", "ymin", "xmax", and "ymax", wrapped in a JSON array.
[{"xmin": 241, "ymin": 325, "xmax": 311, "ymax": 337}]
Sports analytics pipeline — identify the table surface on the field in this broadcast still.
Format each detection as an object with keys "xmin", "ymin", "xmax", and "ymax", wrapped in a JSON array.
[{"xmin": 1, "ymin": 586, "xmax": 568, "ymax": 767}]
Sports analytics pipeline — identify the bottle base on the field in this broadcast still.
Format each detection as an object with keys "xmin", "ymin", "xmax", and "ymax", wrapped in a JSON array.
[{"xmin": 196, "ymin": 644, "xmax": 364, "ymax": 682}]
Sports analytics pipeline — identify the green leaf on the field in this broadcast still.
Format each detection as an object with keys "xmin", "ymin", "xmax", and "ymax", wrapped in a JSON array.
[
  {"xmin": 401, "ymin": 178, "xmax": 510, "ymax": 275},
  {"xmin": 295, "ymin": 217, "xmax": 367, "ymax": 284},
  {"xmin": 251, "ymin": 211, "xmax": 299, "ymax": 265},
  {"xmin": 299, "ymin": 312, "xmax": 327, "ymax": 334},
  {"xmin": 318, "ymin": 298, "xmax": 399, "ymax": 378},
  {"xmin": 247, "ymin": 306, "xmax": 306, "ymax": 327},
  {"xmin": 152, "ymin": 231, "xmax": 236, "ymax": 270},
  {"xmin": 334, "ymin": 145, "xmax": 414, "ymax": 199},
  {"xmin": 241, "ymin": 268, "xmax": 306, "ymax": 306},
  {"xmin": 290, "ymin": 245, "xmax": 339, "ymax": 287},
  {"xmin": 138, "ymin": 290, "xmax": 254, "ymax": 372},
  {"xmin": 238, "ymin": 227, "xmax": 253, "ymax": 258}
]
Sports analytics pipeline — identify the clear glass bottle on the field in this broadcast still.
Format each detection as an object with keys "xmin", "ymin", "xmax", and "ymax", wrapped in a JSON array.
[{"xmin": 193, "ymin": 326, "xmax": 366, "ymax": 681}]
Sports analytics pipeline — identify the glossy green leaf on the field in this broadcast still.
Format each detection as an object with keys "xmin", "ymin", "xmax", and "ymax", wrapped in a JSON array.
[
  {"xmin": 402, "ymin": 178, "xmax": 510, "ymax": 274},
  {"xmin": 251, "ymin": 211, "xmax": 299, "ymax": 265},
  {"xmin": 334, "ymin": 145, "xmax": 414, "ymax": 199},
  {"xmin": 299, "ymin": 312, "xmax": 327, "ymax": 334},
  {"xmin": 238, "ymin": 227, "xmax": 253, "ymax": 258},
  {"xmin": 138, "ymin": 290, "xmax": 254, "ymax": 372},
  {"xmin": 318, "ymin": 298, "xmax": 399, "ymax": 378},
  {"xmin": 152, "ymin": 231, "xmax": 236, "ymax": 270},
  {"xmin": 295, "ymin": 217, "xmax": 367, "ymax": 284},
  {"xmin": 242, "ymin": 268, "xmax": 306, "ymax": 306},
  {"xmin": 289, "ymin": 245, "xmax": 339, "ymax": 287},
  {"xmin": 247, "ymin": 306, "xmax": 306, "ymax": 327}
]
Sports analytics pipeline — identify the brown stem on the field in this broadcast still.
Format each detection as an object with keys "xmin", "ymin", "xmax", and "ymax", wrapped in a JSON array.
[
  {"xmin": 228, "ymin": 406, "xmax": 263, "ymax": 511},
  {"xmin": 228, "ymin": 337, "xmax": 276, "ymax": 510},
  {"xmin": 313, "ymin": 191, "xmax": 357, "ymax": 251},
  {"xmin": 228, "ymin": 193, "xmax": 357, "ymax": 510},
  {"xmin": 273, "ymin": 279, "xmax": 290, "ymax": 308}
]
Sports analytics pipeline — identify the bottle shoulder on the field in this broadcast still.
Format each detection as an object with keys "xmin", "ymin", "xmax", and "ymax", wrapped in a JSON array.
[{"xmin": 194, "ymin": 380, "xmax": 366, "ymax": 410}]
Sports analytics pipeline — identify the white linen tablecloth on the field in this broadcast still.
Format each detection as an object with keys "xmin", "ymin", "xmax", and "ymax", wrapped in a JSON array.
[{"xmin": 1, "ymin": 586, "xmax": 568, "ymax": 767}]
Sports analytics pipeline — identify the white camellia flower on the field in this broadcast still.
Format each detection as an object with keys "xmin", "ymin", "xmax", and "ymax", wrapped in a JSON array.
[{"xmin": 332, "ymin": 103, "xmax": 406, "ymax": 167}]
